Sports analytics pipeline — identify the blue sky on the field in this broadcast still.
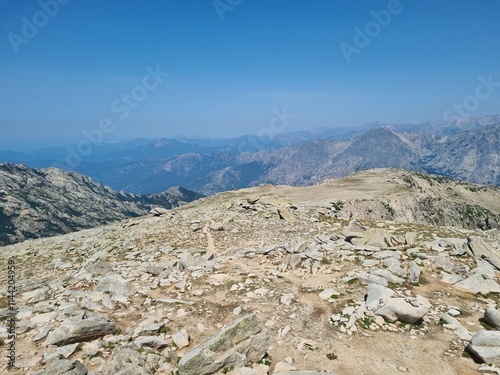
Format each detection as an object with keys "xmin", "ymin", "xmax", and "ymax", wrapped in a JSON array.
[{"xmin": 1, "ymin": 0, "xmax": 499, "ymax": 151}]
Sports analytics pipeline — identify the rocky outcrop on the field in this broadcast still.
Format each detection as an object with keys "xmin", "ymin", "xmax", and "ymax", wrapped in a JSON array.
[
  {"xmin": 46, "ymin": 317, "xmax": 116, "ymax": 346},
  {"xmin": 178, "ymin": 314, "xmax": 269, "ymax": 375}
]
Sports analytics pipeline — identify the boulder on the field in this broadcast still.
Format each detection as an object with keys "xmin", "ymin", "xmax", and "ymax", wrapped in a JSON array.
[
  {"xmin": 484, "ymin": 308, "xmax": 500, "ymax": 329},
  {"xmin": 365, "ymin": 284, "xmax": 431, "ymax": 324},
  {"xmin": 172, "ymin": 328, "xmax": 190, "ymax": 349},
  {"xmin": 177, "ymin": 314, "xmax": 269, "ymax": 375},
  {"xmin": 440, "ymin": 314, "xmax": 472, "ymax": 341},
  {"xmin": 34, "ymin": 359, "xmax": 88, "ymax": 375},
  {"xmin": 467, "ymin": 237, "xmax": 500, "ymax": 270},
  {"xmin": 409, "ymin": 261, "xmax": 420, "ymax": 284},
  {"xmin": 150, "ymin": 207, "xmax": 169, "ymax": 216},
  {"xmin": 94, "ymin": 274, "xmax": 136, "ymax": 301},
  {"xmin": 467, "ymin": 330, "xmax": 500, "ymax": 366},
  {"xmin": 96, "ymin": 348, "xmax": 150, "ymax": 375},
  {"xmin": 370, "ymin": 269, "xmax": 405, "ymax": 284},
  {"xmin": 455, "ymin": 273, "xmax": 500, "ymax": 295},
  {"xmin": 46, "ymin": 318, "xmax": 115, "ymax": 346}
]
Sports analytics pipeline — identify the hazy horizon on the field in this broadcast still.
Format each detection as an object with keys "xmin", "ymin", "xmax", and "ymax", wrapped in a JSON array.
[{"xmin": 1, "ymin": 1, "xmax": 500, "ymax": 151}]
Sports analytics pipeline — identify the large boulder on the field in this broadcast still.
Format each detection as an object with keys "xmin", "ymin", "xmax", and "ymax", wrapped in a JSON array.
[
  {"xmin": 178, "ymin": 314, "xmax": 269, "ymax": 375},
  {"xmin": 46, "ymin": 318, "xmax": 115, "ymax": 346},
  {"xmin": 484, "ymin": 308, "xmax": 500, "ymax": 329},
  {"xmin": 365, "ymin": 284, "xmax": 431, "ymax": 324},
  {"xmin": 467, "ymin": 330, "xmax": 500, "ymax": 366},
  {"xmin": 467, "ymin": 237, "xmax": 500, "ymax": 270},
  {"xmin": 455, "ymin": 260, "xmax": 500, "ymax": 295}
]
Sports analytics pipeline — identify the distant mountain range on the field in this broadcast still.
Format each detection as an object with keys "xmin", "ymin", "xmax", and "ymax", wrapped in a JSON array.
[
  {"xmin": 1, "ymin": 115, "xmax": 499, "ymax": 195},
  {"xmin": 0, "ymin": 163, "xmax": 202, "ymax": 246}
]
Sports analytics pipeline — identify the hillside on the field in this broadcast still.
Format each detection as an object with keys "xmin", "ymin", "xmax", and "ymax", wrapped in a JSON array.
[
  {"xmin": 0, "ymin": 163, "xmax": 203, "ymax": 246},
  {"xmin": 1, "ymin": 169, "xmax": 500, "ymax": 374}
]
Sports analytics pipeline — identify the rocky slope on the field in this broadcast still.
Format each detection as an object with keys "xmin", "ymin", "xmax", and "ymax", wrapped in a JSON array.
[
  {"xmin": 1, "ymin": 169, "xmax": 500, "ymax": 374},
  {"xmin": 0, "ymin": 163, "xmax": 203, "ymax": 246}
]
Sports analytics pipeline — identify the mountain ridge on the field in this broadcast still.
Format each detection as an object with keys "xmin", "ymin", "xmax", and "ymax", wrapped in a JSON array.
[{"xmin": 0, "ymin": 163, "xmax": 203, "ymax": 246}]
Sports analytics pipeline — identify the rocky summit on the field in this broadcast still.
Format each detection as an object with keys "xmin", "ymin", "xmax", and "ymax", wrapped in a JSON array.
[
  {"xmin": 1, "ymin": 169, "xmax": 500, "ymax": 374},
  {"xmin": 0, "ymin": 163, "xmax": 203, "ymax": 246}
]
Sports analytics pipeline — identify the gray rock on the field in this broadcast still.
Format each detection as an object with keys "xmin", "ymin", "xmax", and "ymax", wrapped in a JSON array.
[
  {"xmin": 409, "ymin": 261, "xmax": 420, "ymax": 284},
  {"xmin": 304, "ymin": 247, "xmax": 323, "ymax": 261},
  {"xmin": 362, "ymin": 259, "xmax": 379, "ymax": 268},
  {"xmin": 440, "ymin": 313, "xmax": 472, "ymax": 341},
  {"xmin": 172, "ymin": 328, "xmax": 190, "ymax": 348},
  {"xmin": 484, "ymin": 308, "xmax": 500, "ymax": 329},
  {"xmin": 467, "ymin": 237, "xmax": 500, "ymax": 270},
  {"xmin": 133, "ymin": 336, "xmax": 169, "ymax": 350},
  {"xmin": 372, "ymin": 250, "xmax": 400, "ymax": 259},
  {"xmin": 356, "ymin": 272, "xmax": 388, "ymax": 286},
  {"xmin": 96, "ymin": 348, "xmax": 149, "ymax": 375},
  {"xmin": 370, "ymin": 269, "xmax": 405, "ymax": 284},
  {"xmin": 455, "ymin": 273, "xmax": 500, "ymax": 295},
  {"xmin": 289, "ymin": 254, "xmax": 302, "ymax": 269},
  {"xmin": 178, "ymin": 314, "xmax": 269, "ymax": 375},
  {"xmin": 383, "ymin": 257, "xmax": 407, "ymax": 277},
  {"xmin": 43, "ymin": 343, "xmax": 80, "ymax": 364},
  {"xmin": 94, "ymin": 274, "xmax": 135, "ymax": 300},
  {"xmin": 145, "ymin": 265, "xmax": 166, "ymax": 276},
  {"xmin": 467, "ymin": 330, "xmax": 500, "ymax": 366},
  {"xmin": 432, "ymin": 256, "xmax": 456, "ymax": 273},
  {"xmin": 318, "ymin": 288, "xmax": 341, "ymax": 300},
  {"xmin": 405, "ymin": 232, "xmax": 417, "ymax": 246},
  {"xmin": 46, "ymin": 318, "xmax": 116, "ymax": 346},
  {"xmin": 150, "ymin": 207, "xmax": 170, "ymax": 216},
  {"xmin": 441, "ymin": 272, "xmax": 463, "ymax": 285},
  {"xmin": 86, "ymin": 262, "xmax": 113, "ymax": 276},
  {"xmin": 35, "ymin": 359, "xmax": 88, "ymax": 375},
  {"xmin": 133, "ymin": 318, "xmax": 165, "ymax": 337},
  {"xmin": 365, "ymin": 284, "xmax": 431, "ymax": 324},
  {"xmin": 209, "ymin": 222, "xmax": 224, "ymax": 231}
]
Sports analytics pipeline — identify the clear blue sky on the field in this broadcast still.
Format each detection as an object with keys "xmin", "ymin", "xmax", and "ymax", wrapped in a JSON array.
[{"xmin": 1, "ymin": 0, "xmax": 499, "ymax": 151}]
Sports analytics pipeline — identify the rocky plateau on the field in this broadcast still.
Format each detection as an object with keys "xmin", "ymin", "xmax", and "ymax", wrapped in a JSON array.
[{"xmin": 0, "ymin": 169, "xmax": 500, "ymax": 374}]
